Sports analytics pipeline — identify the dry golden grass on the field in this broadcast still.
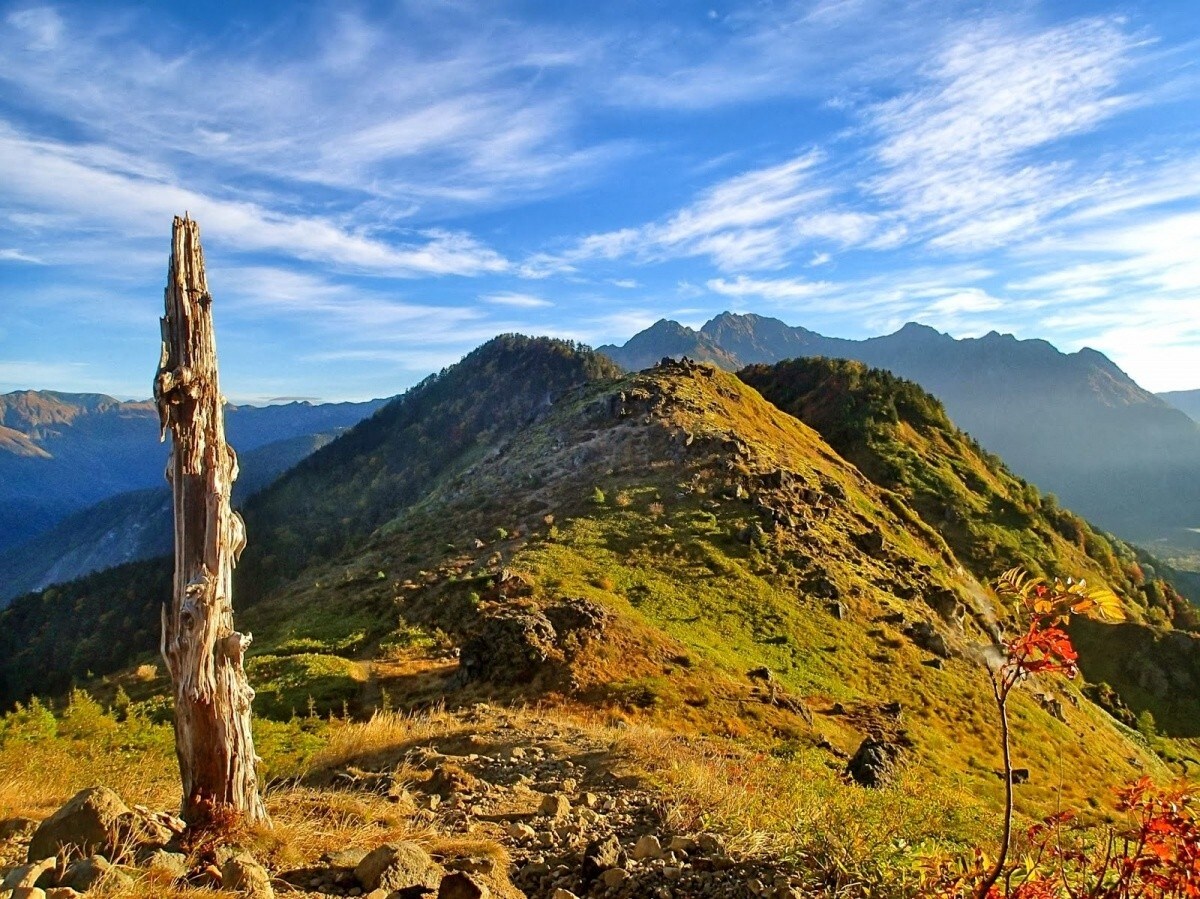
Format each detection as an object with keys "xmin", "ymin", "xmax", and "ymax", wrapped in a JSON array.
[{"xmin": 305, "ymin": 705, "xmax": 464, "ymax": 774}]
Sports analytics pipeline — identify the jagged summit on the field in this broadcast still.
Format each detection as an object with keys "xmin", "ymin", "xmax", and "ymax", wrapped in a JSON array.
[{"xmin": 599, "ymin": 312, "xmax": 1200, "ymax": 545}]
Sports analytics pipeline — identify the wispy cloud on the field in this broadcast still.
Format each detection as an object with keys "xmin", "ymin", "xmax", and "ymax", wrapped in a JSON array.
[
  {"xmin": 550, "ymin": 151, "xmax": 884, "ymax": 271},
  {"xmin": 863, "ymin": 16, "xmax": 1141, "ymax": 249},
  {"xmin": 480, "ymin": 292, "xmax": 554, "ymax": 309},
  {"xmin": 707, "ymin": 275, "xmax": 833, "ymax": 302},
  {"xmin": 0, "ymin": 127, "xmax": 509, "ymax": 276}
]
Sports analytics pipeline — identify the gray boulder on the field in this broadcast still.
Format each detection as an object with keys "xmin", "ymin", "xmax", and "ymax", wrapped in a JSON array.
[
  {"xmin": 355, "ymin": 842, "xmax": 442, "ymax": 892},
  {"xmin": 222, "ymin": 853, "xmax": 274, "ymax": 899},
  {"xmin": 846, "ymin": 737, "xmax": 899, "ymax": 788},
  {"xmin": 27, "ymin": 787, "xmax": 130, "ymax": 862}
]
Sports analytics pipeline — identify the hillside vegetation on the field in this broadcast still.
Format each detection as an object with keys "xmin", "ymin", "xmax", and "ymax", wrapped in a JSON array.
[
  {"xmin": 3, "ymin": 339, "xmax": 1199, "ymax": 897},
  {"xmin": 602, "ymin": 313, "xmax": 1200, "ymax": 555}
]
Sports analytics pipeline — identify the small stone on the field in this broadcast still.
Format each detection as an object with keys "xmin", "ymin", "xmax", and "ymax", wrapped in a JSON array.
[
  {"xmin": 506, "ymin": 822, "xmax": 536, "ymax": 841},
  {"xmin": 221, "ymin": 853, "xmax": 274, "ymax": 899},
  {"xmin": 697, "ymin": 833, "xmax": 725, "ymax": 855},
  {"xmin": 11, "ymin": 888, "xmax": 48, "ymax": 899},
  {"xmin": 579, "ymin": 792, "xmax": 599, "ymax": 809},
  {"xmin": 1, "ymin": 858, "xmax": 55, "ymax": 890},
  {"xmin": 600, "ymin": 868, "xmax": 629, "ymax": 888},
  {"xmin": 667, "ymin": 836, "xmax": 696, "ymax": 853},
  {"xmin": 633, "ymin": 834, "xmax": 663, "ymax": 861},
  {"xmin": 550, "ymin": 890, "xmax": 579, "ymax": 899},
  {"xmin": 438, "ymin": 871, "xmax": 490, "ymax": 899},
  {"xmin": 539, "ymin": 794, "xmax": 571, "ymax": 819},
  {"xmin": 354, "ymin": 842, "xmax": 441, "ymax": 892},
  {"xmin": 61, "ymin": 856, "xmax": 129, "ymax": 893},
  {"xmin": 45, "ymin": 889, "xmax": 83, "ymax": 899},
  {"xmin": 663, "ymin": 866, "xmax": 682, "ymax": 880}
]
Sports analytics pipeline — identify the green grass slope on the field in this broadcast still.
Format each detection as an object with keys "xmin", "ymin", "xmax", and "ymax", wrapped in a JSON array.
[
  {"xmin": 740, "ymin": 357, "xmax": 1200, "ymax": 736},
  {"xmin": 0, "ymin": 349, "xmax": 1180, "ymax": 824},
  {"xmin": 240, "ymin": 357, "xmax": 1164, "ymax": 818}
]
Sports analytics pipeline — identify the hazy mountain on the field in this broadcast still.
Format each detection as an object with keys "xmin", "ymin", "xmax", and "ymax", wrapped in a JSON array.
[
  {"xmin": 4, "ymin": 339, "xmax": 1190, "ymax": 819},
  {"xmin": 0, "ymin": 430, "xmax": 340, "ymax": 603},
  {"xmin": 1161, "ymin": 389, "xmax": 1200, "ymax": 422},
  {"xmin": 601, "ymin": 313, "xmax": 1200, "ymax": 548},
  {"xmin": 0, "ymin": 390, "xmax": 387, "ymax": 552}
]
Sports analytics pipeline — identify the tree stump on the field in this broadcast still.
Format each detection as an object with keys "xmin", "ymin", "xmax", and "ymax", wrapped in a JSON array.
[{"xmin": 154, "ymin": 215, "xmax": 268, "ymax": 827}]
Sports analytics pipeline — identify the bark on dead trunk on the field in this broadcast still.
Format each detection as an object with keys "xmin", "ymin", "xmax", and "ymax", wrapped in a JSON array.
[{"xmin": 154, "ymin": 215, "xmax": 269, "ymax": 828}]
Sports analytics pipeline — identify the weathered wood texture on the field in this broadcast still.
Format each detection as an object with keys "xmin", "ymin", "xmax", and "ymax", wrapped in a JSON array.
[{"xmin": 154, "ymin": 215, "xmax": 268, "ymax": 827}]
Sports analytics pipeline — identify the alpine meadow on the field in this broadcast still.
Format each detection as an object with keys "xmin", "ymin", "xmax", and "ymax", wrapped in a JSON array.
[{"xmin": 1, "ymin": 3, "xmax": 1199, "ymax": 899}]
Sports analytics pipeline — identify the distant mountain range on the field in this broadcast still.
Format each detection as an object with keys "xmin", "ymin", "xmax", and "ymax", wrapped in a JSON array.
[
  {"xmin": 0, "ymin": 431, "xmax": 341, "ymax": 602},
  {"xmin": 1161, "ymin": 389, "xmax": 1200, "ymax": 422},
  {"xmin": 599, "ymin": 313, "xmax": 1200, "ymax": 549},
  {"xmin": 0, "ymin": 391, "xmax": 386, "ymax": 601}
]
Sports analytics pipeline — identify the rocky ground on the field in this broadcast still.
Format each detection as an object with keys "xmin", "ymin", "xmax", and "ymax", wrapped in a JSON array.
[{"xmin": 0, "ymin": 704, "xmax": 811, "ymax": 899}]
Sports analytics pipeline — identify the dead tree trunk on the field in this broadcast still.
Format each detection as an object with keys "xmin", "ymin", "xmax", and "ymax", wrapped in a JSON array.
[{"xmin": 154, "ymin": 215, "xmax": 269, "ymax": 828}]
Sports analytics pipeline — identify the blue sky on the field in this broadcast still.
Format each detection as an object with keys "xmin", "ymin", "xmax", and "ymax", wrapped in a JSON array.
[{"xmin": 1, "ymin": 1, "xmax": 1198, "ymax": 402}]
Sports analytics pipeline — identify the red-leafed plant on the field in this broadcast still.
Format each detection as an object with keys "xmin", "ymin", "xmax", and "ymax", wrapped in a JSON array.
[
  {"xmin": 935, "ymin": 777, "xmax": 1200, "ymax": 898},
  {"xmin": 976, "ymin": 568, "xmax": 1125, "ymax": 899}
]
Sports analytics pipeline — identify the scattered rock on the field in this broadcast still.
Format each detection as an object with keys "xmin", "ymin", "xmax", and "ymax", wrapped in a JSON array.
[
  {"xmin": 550, "ymin": 889, "xmax": 580, "ymax": 899},
  {"xmin": 355, "ymin": 842, "xmax": 442, "ymax": 893},
  {"xmin": 2, "ymin": 858, "xmax": 55, "ymax": 892},
  {"xmin": 632, "ymin": 834, "xmax": 663, "ymax": 860},
  {"xmin": 45, "ymin": 888, "xmax": 82, "ymax": 899},
  {"xmin": 904, "ymin": 621, "xmax": 952, "ymax": 659},
  {"xmin": 61, "ymin": 855, "xmax": 133, "ymax": 893},
  {"xmin": 438, "ymin": 871, "xmax": 489, "ymax": 899},
  {"xmin": 222, "ymin": 853, "xmax": 274, "ymax": 899},
  {"xmin": 10, "ymin": 887, "xmax": 48, "ymax": 899},
  {"xmin": 581, "ymin": 834, "xmax": 622, "ymax": 882},
  {"xmin": 538, "ymin": 794, "xmax": 571, "ymax": 819},
  {"xmin": 846, "ymin": 737, "xmax": 899, "ymax": 788},
  {"xmin": 27, "ymin": 787, "xmax": 131, "ymax": 862},
  {"xmin": 143, "ymin": 848, "xmax": 188, "ymax": 882},
  {"xmin": 457, "ymin": 608, "xmax": 559, "ymax": 685}
]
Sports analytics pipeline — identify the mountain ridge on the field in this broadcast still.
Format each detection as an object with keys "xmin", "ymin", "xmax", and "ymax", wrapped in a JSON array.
[{"xmin": 600, "ymin": 313, "xmax": 1200, "ymax": 549}]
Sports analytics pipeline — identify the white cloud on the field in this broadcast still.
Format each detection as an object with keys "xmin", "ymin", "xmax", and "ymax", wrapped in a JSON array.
[
  {"xmin": 863, "ymin": 16, "xmax": 1140, "ymax": 249},
  {"xmin": 6, "ymin": 7, "xmax": 62, "ymax": 51},
  {"xmin": 0, "ymin": 126, "xmax": 510, "ymax": 277},
  {"xmin": 0, "ymin": 4, "xmax": 626, "ymax": 213},
  {"xmin": 0, "ymin": 248, "xmax": 43, "ymax": 264},
  {"xmin": 480, "ymin": 292, "xmax": 554, "ymax": 308},
  {"xmin": 707, "ymin": 275, "xmax": 833, "ymax": 302},
  {"xmin": 554, "ymin": 151, "xmax": 882, "ymax": 271}
]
